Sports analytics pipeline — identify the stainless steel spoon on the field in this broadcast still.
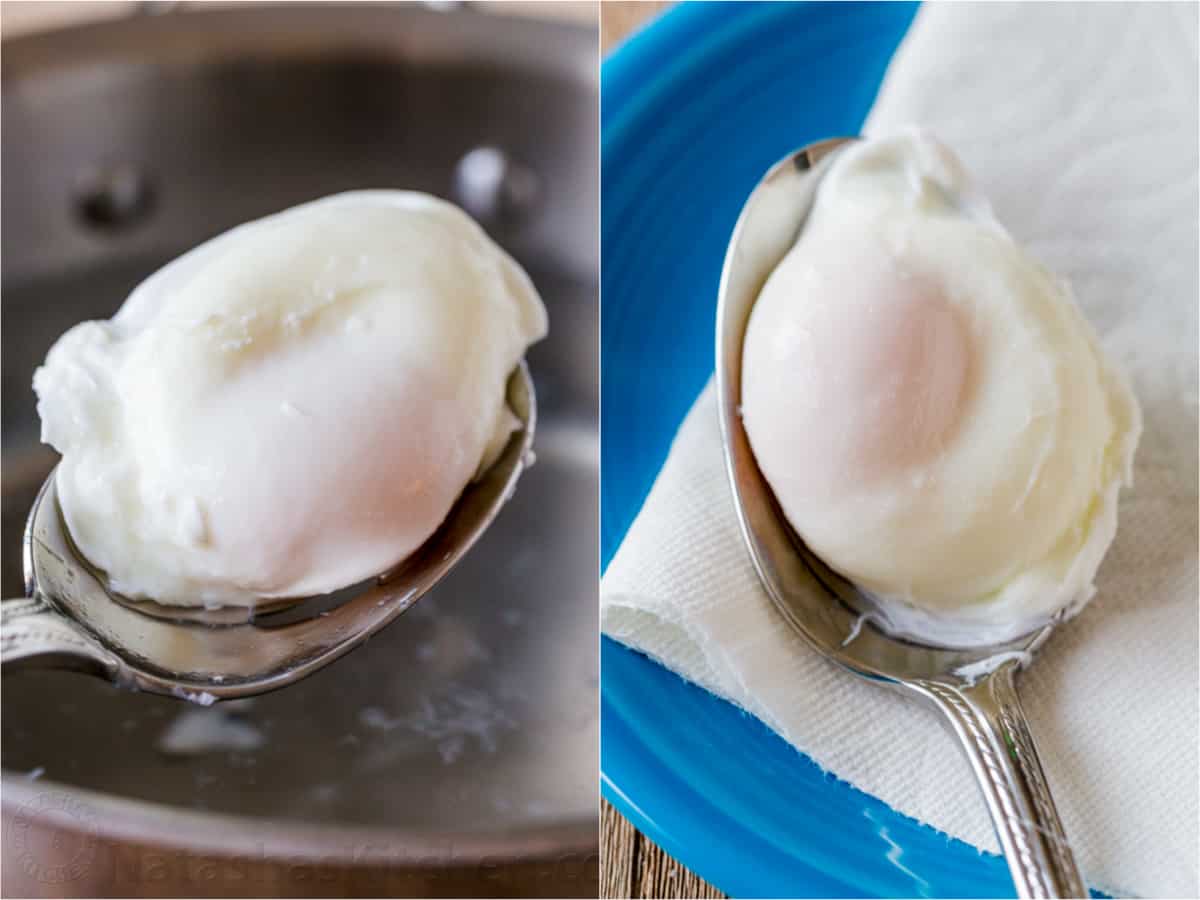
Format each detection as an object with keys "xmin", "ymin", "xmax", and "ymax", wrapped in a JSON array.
[
  {"xmin": 1, "ymin": 364, "xmax": 535, "ymax": 702},
  {"xmin": 716, "ymin": 137, "xmax": 1087, "ymax": 899}
]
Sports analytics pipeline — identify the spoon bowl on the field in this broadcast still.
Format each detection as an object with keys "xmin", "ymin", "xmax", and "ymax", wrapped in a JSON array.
[
  {"xmin": 715, "ymin": 138, "xmax": 1086, "ymax": 898},
  {"xmin": 1, "ymin": 363, "xmax": 536, "ymax": 701}
]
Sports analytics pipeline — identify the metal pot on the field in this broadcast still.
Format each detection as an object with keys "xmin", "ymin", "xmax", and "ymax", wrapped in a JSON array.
[{"xmin": 1, "ymin": 5, "xmax": 598, "ymax": 896}]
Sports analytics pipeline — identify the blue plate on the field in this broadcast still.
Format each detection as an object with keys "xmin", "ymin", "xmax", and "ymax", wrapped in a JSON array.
[{"xmin": 600, "ymin": 3, "xmax": 1095, "ymax": 897}]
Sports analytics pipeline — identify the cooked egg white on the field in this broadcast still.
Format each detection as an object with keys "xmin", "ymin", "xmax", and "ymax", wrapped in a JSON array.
[
  {"xmin": 741, "ymin": 133, "xmax": 1140, "ymax": 645},
  {"xmin": 34, "ymin": 191, "xmax": 547, "ymax": 607}
]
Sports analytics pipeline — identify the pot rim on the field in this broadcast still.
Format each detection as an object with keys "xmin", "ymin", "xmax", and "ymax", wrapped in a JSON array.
[
  {"xmin": 0, "ymin": 3, "xmax": 597, "ymax": 89},
  {"xmin": 1, "ymin": 777, "xmax": 597, "ymax": 863}
]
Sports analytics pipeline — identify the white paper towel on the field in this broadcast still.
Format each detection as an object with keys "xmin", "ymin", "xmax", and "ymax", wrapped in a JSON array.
[{"xmin": 600, "ymin": 3, "xmax": 1199, "ymax": 897}]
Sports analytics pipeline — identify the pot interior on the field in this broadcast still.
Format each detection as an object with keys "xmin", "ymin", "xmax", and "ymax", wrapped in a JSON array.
[{"xmin": 1, "ymin": 7, "xmax": 598, "ymax": 837}]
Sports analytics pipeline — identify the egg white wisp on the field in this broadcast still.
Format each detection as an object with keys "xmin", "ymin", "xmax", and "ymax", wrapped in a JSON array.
[
  {"xmin": 34, "ymin": 191, "xmax": 547, "ymax": 607},
  {"xmin": 741, "ymin": 133, "xmax": 1140, "ymax": 646}
]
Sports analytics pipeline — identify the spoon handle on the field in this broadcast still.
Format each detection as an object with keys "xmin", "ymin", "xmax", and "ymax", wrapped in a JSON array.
[
  {"xmin": 1, "ymin": 595, "xmax": 119, "ymax": 678},
  {"xmin": 916, "ymin": 663, "xmax": 1087, "ymax": 899}
]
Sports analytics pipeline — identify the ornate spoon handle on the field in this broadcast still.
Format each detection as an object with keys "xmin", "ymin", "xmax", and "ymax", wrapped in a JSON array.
[
  {"xmin": 916, "ymin": 663, "xmax": 1087, "ymax": 899},
  {"xmin": 1, "ymin": 595, "xmax": 119, "ymax": 677}
]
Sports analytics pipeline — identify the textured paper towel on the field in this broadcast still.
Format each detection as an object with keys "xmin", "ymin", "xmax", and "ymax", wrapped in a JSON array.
[{"xmin": 600, "ymin": 3, "xmax": 1199, "ymax": 897}]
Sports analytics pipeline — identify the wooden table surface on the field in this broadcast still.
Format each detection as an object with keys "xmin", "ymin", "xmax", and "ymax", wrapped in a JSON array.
[{"xmin": 599, "ymin": 4, "xmax": 724, "ymax": 899}]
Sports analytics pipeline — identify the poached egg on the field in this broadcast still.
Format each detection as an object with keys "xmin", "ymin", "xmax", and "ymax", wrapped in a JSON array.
[
  {"xmin": 741, "ymin": 133, "xmax": 1140, "ymax": 645},
  {"xmin": 34, "ymin": 191, "xmax": 547, "ymax": 607}
]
